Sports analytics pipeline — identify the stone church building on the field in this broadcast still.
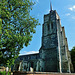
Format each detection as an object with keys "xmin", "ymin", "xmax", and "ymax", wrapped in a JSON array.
[{"xmin": 13, "ymin": 3, "xmax": 73, "ymax": 73}]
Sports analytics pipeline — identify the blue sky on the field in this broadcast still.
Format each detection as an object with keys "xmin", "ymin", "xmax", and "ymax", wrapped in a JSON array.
[{"xmin": 20, "ymin": 0, "xmax": 75, "ymax": 55}]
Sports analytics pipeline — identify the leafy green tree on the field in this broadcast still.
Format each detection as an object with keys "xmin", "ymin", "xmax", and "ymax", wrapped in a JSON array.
[
  {"xmin": 0, "ymin": 0, "xmax": 40, "ymax": 67},
  {"xmin": 71, "ymin": 46, "xmax": 75, "ymax": 72}
]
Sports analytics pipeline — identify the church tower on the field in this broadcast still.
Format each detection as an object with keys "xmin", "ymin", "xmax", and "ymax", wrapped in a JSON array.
[
  {"xmin": 39, "ymin": 2, "xmax": 73, "ymax": 72},
  {"xmin": 39, "ymin": 5, "xmax": 59, "ymax": 72}
]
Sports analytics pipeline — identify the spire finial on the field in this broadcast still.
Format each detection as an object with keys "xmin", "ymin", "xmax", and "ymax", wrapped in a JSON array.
[{"xmin": 50, "ymin": 1, "xmax": 52, "ymax": 11}]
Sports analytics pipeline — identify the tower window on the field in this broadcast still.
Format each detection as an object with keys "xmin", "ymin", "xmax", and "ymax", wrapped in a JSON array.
[
  {"xmin": 51, "ymin": 22, "xmax": 53, "ymax": 29},
  {"xmin": 47, "ymin": 24, "xmax": 50, "ymax": 31},
  {"xmin": 61, "ymin": 31, "xmax": 62, "ymax": 36}
]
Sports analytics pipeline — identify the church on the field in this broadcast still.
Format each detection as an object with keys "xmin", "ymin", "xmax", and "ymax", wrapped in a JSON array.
[{"xmin": 13, "ymin": 3, "xmax": 74, "ymax": 73}]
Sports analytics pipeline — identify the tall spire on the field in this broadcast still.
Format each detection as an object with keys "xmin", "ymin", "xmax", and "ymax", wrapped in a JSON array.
[{"xmin": 50, "ymin": 1, "xmax": 52, "ymax": 11}]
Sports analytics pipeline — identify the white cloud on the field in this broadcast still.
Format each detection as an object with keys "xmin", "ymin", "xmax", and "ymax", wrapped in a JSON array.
[
  {"xmin": 19, "ymin": 51, "xmax": 39, "ymax": 55},
  {"xmin": 69, "ymin": 8, "xmax": 73, "ymax": 11},
  {"xmin": 25, "ymin": 51, "xmax": 39, "ymax": 54},
  {"xmin": 72, "ymin": 16, "xmax": 75, "ymax": 19},
  {"xmin": 36, "ymin": 0, "xmax": 39, "ymax": 3},
  {"xmin": 65, "ymin": 13, "xmax": 71, "ymax": 16},
  {"xmin": 68, "ymin": 5, "xmax": 75, "ymax": 11}
]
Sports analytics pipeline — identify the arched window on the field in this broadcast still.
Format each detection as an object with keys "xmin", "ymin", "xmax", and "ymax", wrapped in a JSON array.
[
  {"xmin": 51, "ymin": 22, "xmax": 53, "ymax": 29},
  {"xmin": 24, "ymin": 65, "xmax": 26, "ymax": 69}
]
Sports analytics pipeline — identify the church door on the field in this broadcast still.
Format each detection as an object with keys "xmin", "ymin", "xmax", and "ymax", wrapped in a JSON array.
[{"xmin": 31, "ymin": 62, "xmax": 34, "ymax": 68}]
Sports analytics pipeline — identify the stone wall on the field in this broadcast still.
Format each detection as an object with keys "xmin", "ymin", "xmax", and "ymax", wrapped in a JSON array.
[{"xmin": 13, "ymin": 72, "xmax": 75, "ymax": 75}]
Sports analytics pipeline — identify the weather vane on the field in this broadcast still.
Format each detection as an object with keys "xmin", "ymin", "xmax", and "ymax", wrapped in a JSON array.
[{"xmin": 50, "ymin": 0, "xmax": 52, "ymax": 11}]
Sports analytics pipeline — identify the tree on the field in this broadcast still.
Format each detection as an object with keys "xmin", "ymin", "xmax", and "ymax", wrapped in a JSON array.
[
  {"xmin": 0, "ymin": 0, "xmax": 40, "ymax": 67},
  {"xmin": 71, "ymin": 46, "xmax": 75, "ymax": 72}
]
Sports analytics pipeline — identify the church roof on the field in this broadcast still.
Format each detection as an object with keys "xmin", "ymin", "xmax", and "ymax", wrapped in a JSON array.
[{"xmin": 18, "ymin": 53, "xmax": 40, "ymax": 61}]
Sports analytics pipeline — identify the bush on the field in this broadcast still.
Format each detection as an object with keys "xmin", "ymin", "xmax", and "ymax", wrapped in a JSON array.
[{"xmin": 0, "ymin": 71, "xmax": 11, "ymax": 75}]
